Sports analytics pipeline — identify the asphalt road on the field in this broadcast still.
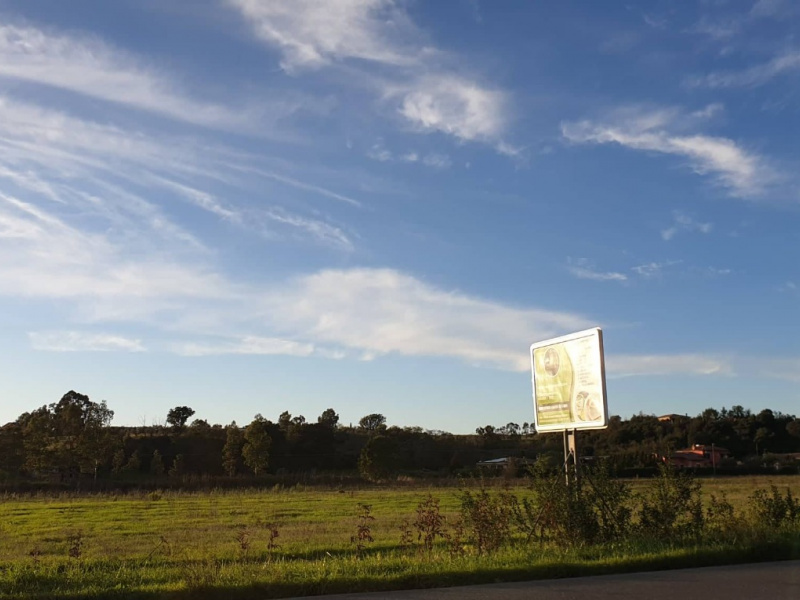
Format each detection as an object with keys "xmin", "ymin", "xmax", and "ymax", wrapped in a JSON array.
[{"xmin": 292, "ymin": 560, "xmax": 800, "ymax": 600}]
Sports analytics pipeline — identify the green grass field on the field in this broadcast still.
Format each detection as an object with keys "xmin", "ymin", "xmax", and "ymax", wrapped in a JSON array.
[{"xmin": 1, "ymin": 475, "xmax": 799, "ymax": 599}]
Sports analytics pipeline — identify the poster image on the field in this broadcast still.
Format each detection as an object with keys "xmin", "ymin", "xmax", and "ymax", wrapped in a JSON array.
[{"xmin": 530, "ymin": 328, "xmax": 608, "ymax": 432}]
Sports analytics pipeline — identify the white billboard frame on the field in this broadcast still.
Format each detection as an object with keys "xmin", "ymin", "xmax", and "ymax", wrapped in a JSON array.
[{"xmin": 530, "ymin": 327, "xmax": 608, "ymax": 433}]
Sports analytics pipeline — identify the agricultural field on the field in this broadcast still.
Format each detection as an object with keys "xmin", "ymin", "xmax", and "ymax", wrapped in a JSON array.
[{"xmin": 1, "ymin": 474, "xmax": 799, "ymax": 599}]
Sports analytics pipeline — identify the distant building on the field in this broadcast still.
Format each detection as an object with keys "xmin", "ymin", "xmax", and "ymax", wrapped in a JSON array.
[
  {"xmin": 476, "ymin": 457, "xmax": 536, "ymax": 469},
  {"xmin": 657, "ymin": 414, "xmax": 689, "ymax": 423},
  {"xmin": 662, "ymin": 444, "xmax": 729, "ymax": 468}
]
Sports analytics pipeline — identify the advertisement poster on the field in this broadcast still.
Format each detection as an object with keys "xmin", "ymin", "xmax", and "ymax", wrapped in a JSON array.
[{"xmin": 530, "ymin": 328, "xmax": 608, "ymax": 432}]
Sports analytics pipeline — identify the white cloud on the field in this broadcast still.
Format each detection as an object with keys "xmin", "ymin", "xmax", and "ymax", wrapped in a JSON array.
[
  {"xmin": 261, "ymin": 268, "xmax": 594, "ymax": 371},
  {"xmin": 227, "ymin": 0, "xmax": 420, "ymax": 72},
  {"xmin": 148, "ymin": 177, "xmax": 243, "ymax": 224},
  {"xmin": 690, "ymin": 103, "xmax": 724, "ymax": 120},
  {"xmin": 0, "ymin": 23, "xmax": 265, "ymax": 131},
  {"xmin": 228, "ymin": 0, "xmax": 513, "ymax": 151},
  {"xmin": 421, "ymin": 153, "xmax": 452, "ymax": 169},
  {"xmin": 0, "ymin": 97, "xmax": 357, "ymax": 257},
  {"xmin": 29, "ymin": 331, "xmax": 145, "ymax": 352},
  {"xmin": 175, "ymin": 336, "xmax": 314, "ymax": 357},
  {"xmin": 367, "ymin": 141, "xmax": 393, "ymax": 162},
  {"xmin": 753, "ymin": 357, "xmax": 800, "ymax": 382},
  {"xmin": 228, "ymin": 164, "xmax": 363, "ymax": 207},
  {"xmin": 686, "ymin": 1, "xmax": 796, "ymax": 43},
  {"xmin": 606, "ymin": 354, "xmax": 734, "ymax": 378},
  {"xmin": 562, "ymin": 106, "xmax": 774, "ymax": 197},
  {"xmin": 396, "ymin": 75, "xmax": 508, "ymax": 143},
  {"xmin": 367, "ymin": 143, "xmax": 452, "ymax": 169},
  {"xmin": 261, "ymin": 208, "xmax": 354, "ymax": 252},
  {"xmin": 631, "ymin": 261, "xmax": 681, "ymax": 278},
  {"xmin": 687, "ymin": 49, "xmax": 800, "ymax": 89},
  {"xmin": 750, "ymin": 0, "xmax": 797, "ymax": 18},
  {"xmin": 0, "ymin": 193, "xmax": 231, "ymax": 310},
  {"xmin": 688, "ymin": 16, "xmax": 742, "ymax": 40},
  {"xmin": 662, "ymin": 211, "xmax": 713, "ymax": 240},
  {"xmin": 567, "ymin": 258, "xmax": 627, "ymax": 282},
  {"xmin": 696, "ymin": 266, "xmax": 732, "ymax": 277}
]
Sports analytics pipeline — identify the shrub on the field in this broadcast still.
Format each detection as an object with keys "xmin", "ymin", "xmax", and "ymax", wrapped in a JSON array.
[
  {"xmin": 749, "ymin": 486, "xmax": 800, "ymax": 529},
  {"xmin": 459, "ymin": 486, "xmax": 515, "ymax": 554},
  {"xmin": 412, "ymin": 494, "xmax": 447, "ymax": 553},
  {"xmin": 704, "ymin": 492, "xmax": 741, "ymax": 541},
  {"xmin": 637, "ymin": 465, "xmax": 704, "ymax": 541}
]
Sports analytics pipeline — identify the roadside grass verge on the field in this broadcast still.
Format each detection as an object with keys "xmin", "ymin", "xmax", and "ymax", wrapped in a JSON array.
[{"xmin": 1, "ymin": 473, "xmax": 798, "ymax": 599}]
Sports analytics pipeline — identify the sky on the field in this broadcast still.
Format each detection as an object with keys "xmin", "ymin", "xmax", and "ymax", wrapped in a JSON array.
[{"xmin": 0, "ymin": 0, "xmax": 798, "ymax": 433}]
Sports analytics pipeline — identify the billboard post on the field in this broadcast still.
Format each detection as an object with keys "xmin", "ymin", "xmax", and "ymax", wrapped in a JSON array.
[{"xmin": 530, "ymin": 327, "xmax": 608, "ymax": 484}]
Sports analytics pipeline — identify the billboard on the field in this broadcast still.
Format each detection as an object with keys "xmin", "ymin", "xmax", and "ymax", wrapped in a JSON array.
[{"xmin": 530, "ymin": 327, "xmax": 608, "ymax": 433}]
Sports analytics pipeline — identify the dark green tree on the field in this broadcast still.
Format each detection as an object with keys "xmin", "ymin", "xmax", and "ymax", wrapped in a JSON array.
[
  {"xmin": 169, "ymin": 454, "xmax": 186, "ymax": 477},
  {"xmin": 278, "ymin": 411, "xmax": 292, "ymax": 431},
  {"xmin": 111, "ymin": 449, "xmax": 126, "ymax": 475},
  {"xmin": 358, "ymin": 435, "xmax": 397, "ymax": 481},
  {"xmin": 318, "ymin": 408, "xmax": 339, "ymax": 429},
  {"xmin": 166, "ymin": 406, "xmax": 195, "ymax": 430},
  {"xmin": 124, "ymin": 450, "xmax": 141, "ymax": 473},
  {"xmin": 358, "ymin": 413, "xmax": 386, "ymax": 435},
  {"xmin": 150, "ymin": 450, "xmax": 165, "ymax": 476},
  {"xmin": 55, "ymin": 391, "xmax": 115, "ymax": 476},
  {"xmin": 243, "ymin": 416, "xmax": 272, "ymax": 476},
  {"xmin": 222, "ymin": 421, "xmax": 244, "ymax": 477},
  {"xmin": 20, "ymin": 392, "xmax": 115, "ymax": 478},
  {"xmin": 0, "ymin": 422, "xmax": 25, "ymax": 479},
  {"xmin": 20, "ymin": 406, "xmax": 55, "ymax": 474}
]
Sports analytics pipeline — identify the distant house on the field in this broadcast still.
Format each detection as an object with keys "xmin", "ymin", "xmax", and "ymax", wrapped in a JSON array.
[
  {"xmin": 662, "ymin": 444, "xmax": 729, "ymax": 468},
  {"xmin": 476, "ymin": 457, "xmax": 536, "ymax": 470},
  {"xmin": 657, "ymin": 414, "xmax": 689, "ymax": 423}
]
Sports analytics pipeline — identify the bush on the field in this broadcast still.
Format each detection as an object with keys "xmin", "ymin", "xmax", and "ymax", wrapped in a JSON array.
[
  {"xmin": 515, "ymin": 461, "xmax": 631, "ymax": 547},
  {"xmin": 748, "ymin": 486, "xmax": 800, "ymax": 529},
  {"xmin": 704, "ymin": 492, "xmax": 741, "ymax": 541},
  {"xmin": 637, "ymin": 465, "xmax": 704, "ymax": 541},
  {"xmin": 459, "ymin": 485, "xmax": 515, "ymax": 554}
]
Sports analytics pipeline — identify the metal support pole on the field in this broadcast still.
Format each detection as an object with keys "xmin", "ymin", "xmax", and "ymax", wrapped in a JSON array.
[{"xmin": 563, "ymin": 429, "xmax": 579, "ymax": 486}]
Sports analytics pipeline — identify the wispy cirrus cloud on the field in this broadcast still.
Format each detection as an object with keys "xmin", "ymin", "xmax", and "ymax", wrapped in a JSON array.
[
  {"xmin": 0, "ymin": 189, "xmax": 234, "ymax": 320},
  {"xmin": 0, "ymin": 96, "xmax": 357, "ymax": 254},
  {"xmin": 260, "ymin": 208, "xmax": 354, "ymax": 252},
  {"xmin": 561, "ymin": 105, "xmax": 775, "ymax": 197},
  {"xmin": 753, "ymin": 357, "xmax": 800, "ymax": 383},
  {"xmin": 606, "ymin": 354, "xmax": 734, "ymax": 378},
  {"xmin": 567, "ymin": 258, "xmax": 628, "ymax": 282},
  {"xmin": 687, "ymin": 0, "xmax": 797, "ymax": 42},
  {"xmin": 227, "ymin": 0, "xmax": 421, "ymax": 72},
  {"xmin": 568, "ymin": 258, "xmax": 690, "ymax": 282},
  {"xmin": 0, "ymin": 23, "xmax": 279, "ymax": 131},
  {"xmin": 227, "ymin": 0, "xmax": 514, "ymax": 152},
  {"xmin": 607, "ymin": 353, "xmax": 800, "ymax": 383},
  {"xmin": 175, "ymin": 336, "xmax": 315, "ymax": 357},
  {"xmin": 260, "ymin": 268, "xmax": 594, "ymax": 371},
  {"xmin": 631, "ymin": 260, "xmax": 682, "ymax": 279},
  {"xmin": 662, "ymin": 211, "xmax": 713, "ymax": 241},
  {"xmin": 686, "ymin": 49, "xmax": 800, "ymax": 89},
  {"xmin": 28, "ymin": 331, "xmax": 145, "ymax": 352},
  {"xmin": 367, "ymin": 140, "xmax": 452, "ymax": 169}
]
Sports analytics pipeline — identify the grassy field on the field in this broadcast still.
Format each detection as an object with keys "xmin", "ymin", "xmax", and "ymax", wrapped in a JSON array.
[{"xmin": 1, "ymin": 475, "xmax": 799, "ymax": 599}]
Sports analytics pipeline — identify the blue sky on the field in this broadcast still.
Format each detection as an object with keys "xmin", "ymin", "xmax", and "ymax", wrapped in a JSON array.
[{"xmin": 0, "ymin": 0, "xmax": 798, "ymax": 432}]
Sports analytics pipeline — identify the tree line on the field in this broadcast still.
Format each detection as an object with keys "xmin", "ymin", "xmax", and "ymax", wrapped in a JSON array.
[{"xmin": 1, "ymin": 391, "xmax": 799, "ymax": 486}]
